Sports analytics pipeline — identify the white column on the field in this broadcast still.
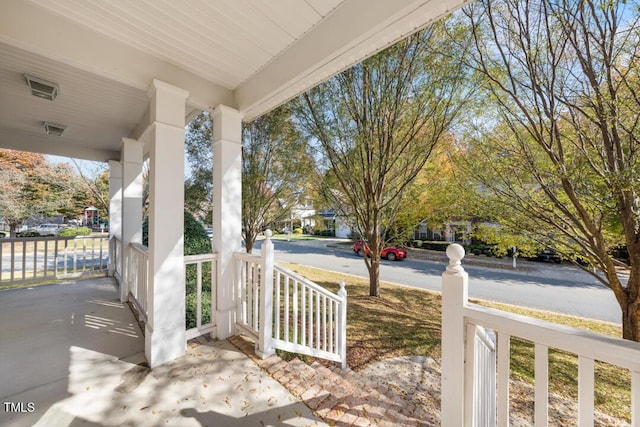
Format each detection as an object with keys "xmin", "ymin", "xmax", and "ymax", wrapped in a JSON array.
[
  {"xmin": 108, "ymin": 160, "xmax": 122, "ymax": 278},
  {"xmin": 120, "ymin": 139, "xmax": 144, "ymax": 303},
  {"xmin": 145, "ymin": 79, "xmax": 189, "ymax": 368},
  {"xmin": 441, "ymin": 243, "xmax": 468, "ymax": 427},
  {"xmin": 212, "ymin": 104, "xmax": 243, "ymax": 339}
]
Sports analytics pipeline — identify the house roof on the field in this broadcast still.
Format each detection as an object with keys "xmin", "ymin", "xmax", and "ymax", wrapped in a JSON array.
[{"xmin": 0, "ymin": 0, "xmax": 467, "ymax": 162}]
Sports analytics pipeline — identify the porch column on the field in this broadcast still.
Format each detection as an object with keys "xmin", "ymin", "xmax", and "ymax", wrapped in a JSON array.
[
  {"xmin": 108, "ymin": 160, "xmax": 122, "ymax": 278},
  {"xmin": 120, "ymin": 139, "xmax": 144, "ymax": 303},
  {"xmin": 145, "ymin": 79, "xmax": 189, "ymax": 368},
  {"xmin": 441, "ymin": 243, "xmax": 468, "ymax": 427},
  {"xmin": 212, "ymin": 104, "xmax": 243, "ymax": 339}
]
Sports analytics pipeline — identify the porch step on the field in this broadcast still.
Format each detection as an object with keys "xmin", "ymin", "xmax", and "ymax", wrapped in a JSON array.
[{"xmin": 228, "ymin": 335, "xmax": 439, "ymax": 426}]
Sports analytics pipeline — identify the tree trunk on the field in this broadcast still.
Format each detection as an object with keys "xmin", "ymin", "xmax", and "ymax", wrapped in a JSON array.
[
  {"xmin": 622, "ymin": 294, "xmax": 640, "ymax": 342},
  {"xmin": 9, "ymin": 222, "xmax": 18, "ymax": 238},
  {"xmin": 365, "ymin": 229, "xmax": 383, "ymax": 297},
  {"xmin": 369, "ymin": 255, "xmax": 380, "ymax": 297},
  {"xmin": 244, "ymin": 229, "xmax": 255, "ymax": 254}
]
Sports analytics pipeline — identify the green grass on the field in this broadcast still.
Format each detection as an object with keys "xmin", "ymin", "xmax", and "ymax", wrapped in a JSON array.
[{"xmin": 279, "ymin": 262, "xmax": 631, "ymax": 423}]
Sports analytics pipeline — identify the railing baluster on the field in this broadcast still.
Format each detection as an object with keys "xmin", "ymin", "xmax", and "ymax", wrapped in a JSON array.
[
  {"xmin": 284, "ymin": 275, "xmax": 290, "ymax": 342},
  {"xmin": 253, "ymin": 263, "xmax": 259, "ymax": 330},
  {"xmin": 196, "ymin": 261, "xmax": 202, "ymax": 328},
  {"xmin": 329, "ymin": 300, "xmax": 334, "ymax": 353},
  {"xmin": 578, "ymin": 356, "xmax": 594, "ymax": 426},
  {"xmin": 21, "ymin": 239, "xmax": 26, "ymax": 280},
  {"xmin": 43, "ymin": 239, "xmax": 49, "ymax": 278},
  {"xmin": 322, "ymin": 295, "xmax": 327, "ymax": 352},
  {"xmin": 10, "ymin": 240, "xmax": 15, "ymax": 282},
  {"xmin": 315, "ymin": 292, "xmax": 321, "ymax": 350},
  {"xmin": 308, "ymin": 288, "xmax": 313, "ymax": 348},
  {"xmin": 293, "ymin": 279, "xmax": 298, "ymax": 344},
  {"xmin": 497, "ymin": 332, "xmax": 510, "ymax": 427},
  {"xmin": 633, "ymin": 370, "xmax": 640, "ymax": 427},
  {"xmin": 535, "ymin": 343, "xmax": 549, "ymax": 426},
  {"xmin": 32, "ymin": 239, "xmax": 38, "ymax": 279},
  {"xmin": 275, "ymin": 271, "xmax": 281, "ymax": 340},
  {"xmin": 301, "ymin": 283, "xmax": 306, "ymax": 346}
]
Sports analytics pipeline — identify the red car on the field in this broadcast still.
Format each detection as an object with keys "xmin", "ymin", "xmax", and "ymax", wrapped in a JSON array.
[{"xmin": 353, "ymin": 241, "xmax": 407, "ymax": 261}]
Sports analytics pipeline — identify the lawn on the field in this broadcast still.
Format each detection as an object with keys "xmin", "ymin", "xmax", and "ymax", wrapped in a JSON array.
[{"xmin": 279, "ymin": 262, "xmax": 630, "ymax": 423}]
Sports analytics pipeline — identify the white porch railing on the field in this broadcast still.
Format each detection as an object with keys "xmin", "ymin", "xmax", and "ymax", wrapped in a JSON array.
[
  {"xmin": 0, "ymin": 235, "xmax": 109, "ymax": 285},
  {"xmin": 126, "ymin": 242, "xmax": 149, "ymax": 324},
  {"xmin": 273, "ymin": 263, "xmax": 347, "ymax": 368},
  {"xmin": 441, "ymin": 243, "xmax": 640, "ymax": 427},
  {"xmin": 109, "ymin": 235, "xmax": 122, "ymax": 282},
  {"xmin": 234, "ymin": 230, "xmax": 348, "ymax": 368},
  {"xmin": 184, "ymin": 253, "xmax": 218, "ymax": 340}
]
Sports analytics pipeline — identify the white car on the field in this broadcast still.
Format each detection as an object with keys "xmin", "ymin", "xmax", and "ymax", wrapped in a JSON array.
[{"xmin": 34, "ymin": 224, "xmax": 64, "ymax": 235}]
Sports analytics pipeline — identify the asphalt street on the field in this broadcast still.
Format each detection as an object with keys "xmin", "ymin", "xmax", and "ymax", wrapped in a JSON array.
[{"xmin": 256, "ymin": 238, "xmax": 622, "ymax": 325}]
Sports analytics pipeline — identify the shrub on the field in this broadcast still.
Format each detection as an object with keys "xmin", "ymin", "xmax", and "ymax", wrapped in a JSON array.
[
  {"xmin": 58, "ymin": 227, "xmax": 92, "ymax": 237},
  {"xmin": 293, "ymin": 227, "xmax": 303, "ymax": 234},
  {"xmin": 143, "ymin": 211, "xmax": 212, "ymax": 329},
  {"xmin": 420, "ymin": 241, "xmax": 450, "ymax": 251},
  {"xmin": 17, "ymin": 230, "xmax": 40, "ymax": 237}
]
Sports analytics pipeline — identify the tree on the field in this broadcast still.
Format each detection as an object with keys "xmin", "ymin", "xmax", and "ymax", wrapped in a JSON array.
[
  {"xmin": 0, "ymin": 150, "xmax": 89, "ymax": 235},
  {"xmin": 71, "ymin": 160, "xmax": 110, "ymax": 220},
  {"xmin": 242, "ymin": 106, "xmax": 312, "ymax": 252},
  {"xmin": 461, "ymin": 0, "xmax": 640, "ymax": 340},
  {"xmin": 296, "ymin": 22, "xmax": 472, "ymax": 297},
  {"xmin": 185, "ymin": 107, "xmax": 312, "ymax": 253},
  {"xmin": 185, "ymin": 113, "xmax": 214, "ymax": 224}
]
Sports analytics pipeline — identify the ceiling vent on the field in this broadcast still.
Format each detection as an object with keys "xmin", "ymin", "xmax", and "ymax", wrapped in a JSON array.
[
  {"xmin": 43, "ymin": 122, "xmax": 66, "ymax": 136},
  {"xmin": 25, "ymin": 74, "xmax": 59, "ymax": 101}
]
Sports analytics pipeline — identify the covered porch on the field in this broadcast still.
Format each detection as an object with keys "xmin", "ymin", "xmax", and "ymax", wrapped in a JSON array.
[
  {"xmin": 0, "ymin": 276, "xmax": 326, "ymax": 426},
  {"xmin": 0, "ymin": 0, "xmax": 469, "ymax": 369}
]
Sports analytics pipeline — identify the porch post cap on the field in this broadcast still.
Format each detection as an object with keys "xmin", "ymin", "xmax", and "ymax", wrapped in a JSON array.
[{"xmin": 446, "ymin": 243, "xmax": 465, "ymax": 273}]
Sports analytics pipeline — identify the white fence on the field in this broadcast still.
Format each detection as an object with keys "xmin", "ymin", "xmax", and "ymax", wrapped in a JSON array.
[
  {"xmin": 441, "ymin": 243, "xmax": 640, "ymax": 427},
  {"xmin": 0, "ymin": 235, "xmax": 109, "ymax": 285},
  {"xmin": 185, "ymin": 253, "xmax": 218, "ymax": 340},
  {"xmin": 234, "ymin": 231, "xmax": 348, "ymax": 367}
]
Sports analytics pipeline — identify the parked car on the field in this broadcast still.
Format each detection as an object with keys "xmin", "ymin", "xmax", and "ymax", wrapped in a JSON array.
[
  {"xmin": 536, "ymin": 249, "xmax": 562, "ymax": 263},
  {"xmin": 353, "ymin": 241, "xmax": 407, "ymax": 261}
]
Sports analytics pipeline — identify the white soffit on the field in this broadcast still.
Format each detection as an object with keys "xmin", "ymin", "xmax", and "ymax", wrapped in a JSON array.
[{"xmin": 0, "ymin": 0, "xmax": 466, "ymax": 161}]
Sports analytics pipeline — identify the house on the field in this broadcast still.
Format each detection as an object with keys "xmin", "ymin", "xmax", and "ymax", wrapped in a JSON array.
[
  {"xmin": 1, "ymin": 0, "xmax": 468, "ymax": 366},
  {"xmin": 3, "ymin": 1, "xmax": 638, "ymax": 426}
]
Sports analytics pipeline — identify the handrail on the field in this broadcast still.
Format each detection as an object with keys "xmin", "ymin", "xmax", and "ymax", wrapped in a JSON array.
[
  {"xmin": 274, "ymin": 263, "xmax": 344, "ymax": 300},
  {"xmin": 465, "ymin": 303, "xmax": 640, "ymax": 372}
]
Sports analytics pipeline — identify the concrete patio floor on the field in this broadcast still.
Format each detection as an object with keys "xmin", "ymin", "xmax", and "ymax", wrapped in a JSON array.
[{"xmin": 0, "ymin": 277, "xmax": 326, "ymax": 426}]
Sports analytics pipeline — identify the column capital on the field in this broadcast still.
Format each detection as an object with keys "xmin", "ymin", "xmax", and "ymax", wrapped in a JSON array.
[
  {"xmin": 108, "ymin": 160, "xmax": 122, "ymax": 178},
  {"xmin": 147, "ymin": 79, "xmax": 189, "ymax": 128},
  {"xmin": 121, "ymin": 138, "xmax": 144, "ymax": 163},
  {"xmin": 212, "ymin": 104, "xmax": 243, "ymax": 143}
]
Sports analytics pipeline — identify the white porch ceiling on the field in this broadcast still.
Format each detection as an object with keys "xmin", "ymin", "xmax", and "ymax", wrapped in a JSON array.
[{"xmin": 0, "ymin": 0, "xmax": 467, "ymax": 162}]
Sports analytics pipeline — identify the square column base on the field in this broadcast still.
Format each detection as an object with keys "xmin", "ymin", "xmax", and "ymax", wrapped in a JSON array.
[
  {"xmin": 145, "ymin": 324, "xmax": 186, "ymax": 368},
  {"xmin": 216, "ymin": 307, "xmax": 235, "ymax": 339}
]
